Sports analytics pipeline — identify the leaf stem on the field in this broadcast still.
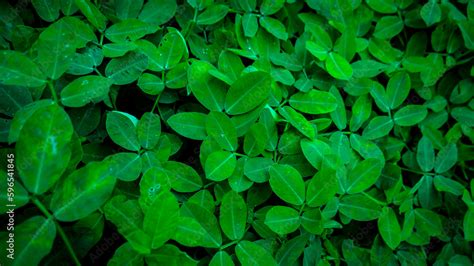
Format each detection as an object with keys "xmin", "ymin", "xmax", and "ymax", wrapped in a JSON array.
[
  {"xmin": 299, "ymin": 203, "xmax": 306, "ymax": 215},
  {"xmin": 93, "ymin": 68, "xmax": 103, "ymax": 77},
  {"xmin": 47, "ymin": 80, "xmax": 59, "ymax": 103},
  {"xmin": 99, "ymin": 31, "xmax": 104, "ymax": 46},
  {"xmin": 32, "ymin": 197, "xmax": 81, "ymax": 266},
  {"xmin": 151, "ymin": 71, "xmax": 165, "ymax": 113},
  {"xmin": 461, "ymin": 167, "xmax": 469, "ymax": 180},
  {"xmin": 203, "ymin": 182, "xmax": 216, "ymax": 189},
  {"xmin": 400, "ymin": 167, "xmax": 432, "ymax": 176},
  {"xmin": 278, "ymin": 99, "xmax": 288, "ymax": 108},
  {"xmin": 220, "ymin": 239, "xmax": 239, "ymax": 250},
  {"xmin": 183, "ymin": 8, "xmax": 199, "ymax": 39}
]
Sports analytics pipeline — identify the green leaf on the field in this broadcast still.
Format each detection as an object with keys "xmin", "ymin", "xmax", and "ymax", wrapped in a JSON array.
[
  {"xmin": 236, "ymin": 241, "xmax": 277, "ymax": 266},
  {"xmin": 434, "ymin": 143, "xmax": 458, "ymax": 173},
  {"xmin": 36, "ymin": 22, "xmax": 77, "ymax": 79},
  {"xmin": 301, "ymin": 209, "xmax": 324, "ymax": 235},
  {"xmin": 371, "ymin": 83, "xmax": 391, "ymax": 112},
  {"xmin": 420, "ymin": 1, "xmax": 441, "ymax": 26},
  {"xmin": 0, "ymin": 173, "xmax": 29, "ymax": 213},
  {"xmin": 346, "ymin": 158, "xmax": 383, "ymax": 194},
  {"xmin": 60, "ymin": 3, "xmax": 78, "ymax": 19},
  {"xmin": 269, "ymin": 164, "xmax": 305, "ymax": 205},
  {"xmin": 204, "ymin": 151, "xmax": 237, "ymax": 181},
  {"xmin": 459, "ymin": 20, "xmax": 474, "ymax": 50},
  {"xmin": 0, "ymin": 50, "xmax": 46, "ymax": 87},
  {"xmin": 75, "ymin": 0, "xmax": 107, "ymax": 30},
  {"xmin": 162, "ymin": 161, "xmax": 203, "ymax": 192},
  {"xmin": 275, "ymin": 235, "xmax": 309, "ymax": 265},
  {"xmin": 137, "ymin": 112, "xmax": 161, "ymax": 150},
  {"xmin": 8, "ymin": 100, "xmax": 54, "ymax": 143},
  {"xmin": 197, "ymin": 5, "xmax": 229, "ymax": 25},
  {"xmin": 177, "ymin": 202, "xmax": 222, "ymax": 248},
  {"xmin": 106, "ymin": 19, "xmax": 159, "ymax": 43},
  {"xmin": 259, "ymin": 17, "xmax": 288, "ymax": 40},
  {"xmin": 329, "ymin": 86, "xmax": 347, "ymax": 130},
  {"xmin": 451, "ymin": 107, "xmax": 474, "ymax": 127},
  {"xmin": 225, "ymin": 71, "xmax": 271, "ymax": 115},
  {"xmin": 326, "ymin": 52, "xmax": 353, "ymax": 80},
  {"xmin": 106, "ymin": 111, "xmax": 140, "ymax": 151},
  {"xmin": 219, "ymin": 190, "xmax": 247, "ymax": 240},
  {"xmin": 4, "ymin": 216, "xmax": 56, "ymax": 266},
  {"xmin": 139, "ymin": 167, "xmax": 171, "ymax": 209},
  {"xmin": 138, "ymin": 73, "xmax": 164, "ymax": 95},
  {"xmin": 393, "ymin": 105, "xmax": 428, "ymax": 126},
  {"xmin": 115, "ymin": 0, "xmax": 144, "ymax": 19},
  {"xmin": 144, "ymin": 191, "xmax": 179, "ymax": 249},
  {"xmin": 152, "ymin": 30, "xmax": 186, "ymax": 71},
  {"xmin": 350, "ymin": 94, "xmax": 372, "ymax": 131},
  {"xmin": 243, "ymin": 123, "xmax": 266, "ymax": 156},
  {"xmin": 306, "ymin": 40, "xmax": 331, "ymax": 61},
  {"xmin": 413, "ymin": 208, "xmax": 442, "ymax": 236},
  {"xmin": 108, "ymin": 243, "xmax": 144, "ymax": 265},
  {"xmin": 339, "ymin": 194, "xmax": 382, "ymax": 221},
  {"xmin": 210, "ymin": 251, "xmax": 235, "ymax": 266},
  {"xmin": 464, "ymin": 210, "xmax": 474, "ymax": 241},
  {"xmin": 105, "ymin": 52, "xmax": 148, "ymax": 85},
  {"xmin": 0, "ymin": 85, "xmax": 32, "ymax": 117},
  {"xmin": 386, "ymin": 71, "xmax": 411, "ymax": 109},
  {"xmin": 260, "ymin": 0, "xmax": 285, "ymax": 15},
  {"xmin": 351, "ymin": 135, "xmax": 384, "ymax": 162},
  {"xmin": 265, "ymin": 206, "xmax": 301, "ymax": 235},
  {"xmin": 32, "ymin": 0, "xmax": 60, "ymax": 22},
  {"xmin": 206, "ymin": 111, "xmax": 238, "ymax": 151},
  {"xmin": 17, "ymin": 104, "xmax": 73, "ymax": 194},
  {"xmin": 278, "ymin": 106, "xmax": 316, "ymax": 139},
  {"xmin": 366, "ymin": 0, "xmax": 397, "ymax": 13},
  {"xmin": 352, "ymin": 60, "xmax": 387, "ymax": 78},
  {"xmin": 307, "ymin": 167, "xmax": 338, "ymax": 207},
  {"xmin": 165, "ymin": 62, "xmax": 188, "ymax": 88},
  {"xmin": 244, "ymin": 157, "xmax": 274, "ymax": 183},
  {"xmin": 433, "ymin": 175, "xmax": 465, "ymax": 196},
  {"xmin": 378, "ymin": 207, "xmax": 401, "ymax": 250},
  {"xmin": 104, "ymin": 195, "xmax": 151, "ymax": 254},
  {"xmin": 301, "ymin": 138, "xmax": 332, "ymax": 170},
  {"xmin": 416, "ymin": 136, "xmax": 435, "ymax": 172},
  {"xmin": 403, "ymin": 56, "xmax": 430, "ymax": 72},
  {"xmin": 139, "ymin": 0, "xmax": 177, "ymax": 26},
  {"xmin": 105, "ymin": 152, "xmax": 142, "ymax": 182},
  {"xmin": 362, "ymin": 116, "xmax": 394, "ymax": 140},
  {"xmin": 168, "ymin": 112, "xmax": 207, "ymax": 140},
  {"xmin": 50, "ymin": 161, "xmax": 117, "ymax": 221},
  {"xmin": 374, "ymin": 16, "xmax": 404, "ymax": 39},
  {"xmin": 60, "ymin": 76, "xmax": 112, "ymax": 107},
  {"xmin": 188, "ymin": 60, "xmax": 226, "ymax": 111},
  {"xmin": 146, "ymin": 244, "xmax": 197, "ymax": 265},
  {"xmin": 67, "ymin": 47, "xmax": 104, "ymax": 75},
  {"xmin": 289, "ymin": 90, "xmax": 338, "ymax": 114},
  {"xmin": 187, "ymin": 0, "xmax": 214, "ymax": 10},
  {"xmin": 103, "ymin": 42, "xmax": 137, "ymax": 58},
  {"xmin": 242, "ymin": 13, "xmax": 259, "ymax": 38}
]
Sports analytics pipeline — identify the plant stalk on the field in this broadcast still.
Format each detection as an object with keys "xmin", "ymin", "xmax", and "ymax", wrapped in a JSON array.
[{"xmin": 32, "ymin": 197, "xmax": 81, "ymax": 266}]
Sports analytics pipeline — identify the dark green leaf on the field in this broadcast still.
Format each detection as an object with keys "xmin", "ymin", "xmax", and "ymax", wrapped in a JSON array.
[
  {"xmin": 17, "ymin": 104, "xmax": 73, "ymax": 194},
  {"xmin": 225, "ymin": 71, "xmax": 271, "ymax": 115}
]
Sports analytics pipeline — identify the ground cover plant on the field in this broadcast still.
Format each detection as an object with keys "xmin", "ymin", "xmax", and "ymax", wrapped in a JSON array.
[{"xmin": 0, "ymin": 0, "xmax": 473, "ymax": 265}]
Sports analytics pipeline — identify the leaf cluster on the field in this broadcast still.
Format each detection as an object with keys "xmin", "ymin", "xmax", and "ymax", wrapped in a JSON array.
[{"xmin": 0, "ymin": 0, "xmax": 473, "ymax": 265}]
